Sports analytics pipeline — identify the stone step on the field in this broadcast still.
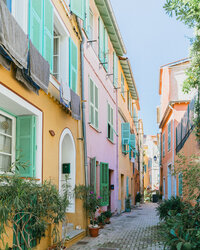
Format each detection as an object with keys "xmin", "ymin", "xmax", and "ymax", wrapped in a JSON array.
[{"xmin": 66, "ymin": 229, "xmax": 85, "ymax": 240}]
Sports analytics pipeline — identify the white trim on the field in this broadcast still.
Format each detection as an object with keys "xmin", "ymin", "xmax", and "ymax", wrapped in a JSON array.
[
  {"xmin": 59, "ymin": 128, "xmax": 76, "ymax": 213},
  {"xmin": 0, "ymin": 110, "xmax": 16, "ymax": 173},
  {"xmin": 0, "ymin": 84, "xmax": 43, "ymax": 183},
  {"xmin": 50, "ymin": 75, "xmax": 60, "ymax": 90},
  {"xmin": 12, "ymin": 0, "xmax": 28, "ymax": 34},
  {"xmin": 54, "ymin": 6, "xmax": 70, "ymax": 37}
]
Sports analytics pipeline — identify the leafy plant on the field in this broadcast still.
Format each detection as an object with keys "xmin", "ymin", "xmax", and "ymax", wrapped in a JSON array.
[
  {"xmin": 75, "ymin": 185, "xmax": 102, "ymax": 227},
  {"xmin": 160, "ymin": 202, "xmax": 200, "ymax": 249},
  {"xmin": 164, "ymin": 0, "xmax": 200, "ymax": 141},
  {"xmin": 103, "ymin": 210, "xmax": 112, "ymax": 218},
  {"xmin": 97, "ymin": 213, "xmax": 106, "ymax": 225},
  {"xmin": 174, "ymin": 154, "xmax": 200, "ymax": 201},
  {"xmin": 135, "ymin": 192, "xmax": 142, "ymax": 203},
  {"xmin": 156, "ymin": 196, "xmax": 185, "ymax": 221},
  {"xmin": 0, "ymin": 173, "xmax": 71, "ymax": 250}
]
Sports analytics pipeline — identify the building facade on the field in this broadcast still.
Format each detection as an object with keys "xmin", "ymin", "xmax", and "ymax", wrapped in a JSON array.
[{"xmin": 158, "ymin": 59, "xmax": 197, "ymax": 200}]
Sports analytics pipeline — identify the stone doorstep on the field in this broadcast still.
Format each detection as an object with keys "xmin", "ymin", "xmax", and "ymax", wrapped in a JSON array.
[{"xmin": 66, "ymin": 229, "xmax": 85, "ymax": 240}]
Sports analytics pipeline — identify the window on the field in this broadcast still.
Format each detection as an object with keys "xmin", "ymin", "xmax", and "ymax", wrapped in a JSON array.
[
  {"xmin": 89, "ymin": 78, "xmax": 98, "ymax": 129},
  {"xmin": 100, "ymin": 162, "xmax": 109, "ymax": 206},
  {"xmin": 163, "ymin": 132, "xmax": 165, "ymax": 157},
  {"xmin": 0, "ymin": 111, "xmax": 15, "ymax": 173},
  {"xmin": 168, "ymin": 121, "xmax": 171, "ymax": 151},
  {"xmin": 53, "ymin": 29, "xmax": 60, "ymax": 81},
  {"xmin": 98, "ymin": 17, "xmax": 108, "ymax": 71},
  {"xmin": 107, "ymin": 103, "xmax": 114, "ymax": 142},
  {"xmin": 0, "ymin": 110, "xmax": 37, "ymax": 178},
  {"xmin": 121, "ymin": 73, "xmax": 125, "ymax": 98}
]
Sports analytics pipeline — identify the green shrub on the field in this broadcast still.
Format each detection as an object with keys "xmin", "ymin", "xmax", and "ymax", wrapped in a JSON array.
[
  {"xmin": 135, "ymin": 192, "xmax": 142, "ymax": 203},
  {"xmin": 103, "ymin": 210, "xmax": 112, "ymax": 218},
  {"xmin": 156, "ymin": 196, "xmax": 184, "ymax": 221},
  {"xmin": 161, "ymin": 201, "xmax": 200, "ymax": 249}
]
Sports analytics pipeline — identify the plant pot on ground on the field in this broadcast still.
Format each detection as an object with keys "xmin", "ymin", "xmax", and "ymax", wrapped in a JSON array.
[
  {"xmin": 102, "ymin": 210, "xmax": 112, "ymax": 224},
  {"xmin": 97, "ymin": 213, "xmax": 106, "ymax": 228},
  {"xmin": 88, "ymin": 225, "xmax": 100, "ymax": 237},
  {"xmin": 135, "ymin": 192, "xmax": 142, "ymax": 206},
  {"xmin": 125, "ymin": 194, "xmax": 131, "ymax": 212}
]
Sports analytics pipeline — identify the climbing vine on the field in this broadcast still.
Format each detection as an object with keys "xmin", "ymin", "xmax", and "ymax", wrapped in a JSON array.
[{"xmin": 164, "ymin": 0, "xmax": 200, "ymax": 140}]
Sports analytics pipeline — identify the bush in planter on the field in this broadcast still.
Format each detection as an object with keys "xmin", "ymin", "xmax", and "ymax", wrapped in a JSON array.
[
  {"xmin": 135, "ymin": 192, "xmax": 142, "ymax": 204},
  {"xmin": 75, "ymin": 185, "xmax": 102, "ymax": 227},
  {"xmin": 97, "ymin": 213, "xmax": 106, "ymax": 227},
  {"xmin": 0, "ymin": 172, "xmax": 71, "ymax": 249},
  {"xmin": 125, "ymin": 195, "xmax": 131, "ymax": 212},
  {"xmin": 156, "ymin": 196, "xmax": 184, "ymax": 221},
  {"xmin": 160, "ymin": 201, "xmax": 200, "ymax": 249}
]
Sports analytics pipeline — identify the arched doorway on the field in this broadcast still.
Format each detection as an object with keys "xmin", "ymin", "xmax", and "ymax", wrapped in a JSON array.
[{"xmin": 59, "ymin": 128, "xmax": 76, "ymax": 213}]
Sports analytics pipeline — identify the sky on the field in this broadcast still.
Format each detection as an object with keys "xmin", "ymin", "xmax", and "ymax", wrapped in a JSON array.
[{"xmin": 110, "ymin": 0, "xmax": 193, "ymax": 135}]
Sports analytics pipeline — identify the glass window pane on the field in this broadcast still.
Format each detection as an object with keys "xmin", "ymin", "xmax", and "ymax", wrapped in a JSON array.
[
  {"xmin": 0, "ymin": 154, "xmax": 11, "ymax": 172},
  {"xmin": 0, "ymin": 134, "xmax": 12, "ymax": 154},
  {"xmin": 0, "ymin": 114, "xmax": 12, "ymax": 135}
]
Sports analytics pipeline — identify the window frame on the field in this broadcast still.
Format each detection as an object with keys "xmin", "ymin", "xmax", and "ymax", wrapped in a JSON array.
[
  {"xmin": 168, "ymin": 121, "xmax": 171, "ymax": 152},
  {"xmin": 12, "ymin": 0, "xmax": 28, "ymax": 34},
  {"xmin": 0, "ymin": 110, "xmax": 16, "ymax": 174}
]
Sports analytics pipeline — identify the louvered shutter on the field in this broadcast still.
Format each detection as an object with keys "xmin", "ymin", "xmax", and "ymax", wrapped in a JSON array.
[
  {"xmin": 121, "ymin": 123, "xmax": 130, "ymax": 145},
  {"xmin": 43, "ymin": 0, "xmax": 53, "ymax": 72},
  {"xmin": 16, "ymin": 116, "xmax": 36, "ymax": 178},
  {"xmin": 104, "ymin": 28, "xmax": 108, "ymax": 71},
  {"xmin": 126, "ymin": 176, "xmax": 129, "ymax": 198},
  {"xmin": 98, "ymin": 17, "xmax": 104, "ymax": 63},
  {"xmin": 89, "ymin": 78, "xmax": 94, "ymax": 125},
  {"xmin": 70, "ymin": 0, "xmax": 84, "ymax": 20},
  {"xmin": 84, "ymin": 0, "xmax": 90, "ymax": 36},
  {"xmin": 90, "ymin": 157, "xmax": 96, "ymax": 193},
  {"xmin": 69, "ymin": 37, "xmax": 78, "ymax": 93},
  {"xmin": 94, "ymin": 85, "xmax": 98, "ymax": 129},
  {"xmin": 110, "ymin": 106, "xmax": 113, "ymax": 141},
  {"xmin": 113, "ymin": 52, "xmax": 118, "ymax": 87},
  {"xmin": 168, "ymin": 122, "xmax": 171, "ymax": 151},
  {"xmin": 100, "ymin": 163, "xmax": 109, "ymax": 206},
  {"xmin": 29, "ymin": 0, "xmax": 43, "ymax": 54}
]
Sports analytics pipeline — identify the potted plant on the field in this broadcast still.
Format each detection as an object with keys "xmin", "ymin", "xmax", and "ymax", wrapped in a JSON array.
[
  {"xmin": 103, "ymin": 210, "xmax": 112, "ymax": 224},
  {"xmin": 135, "ymin": 192, "xmax": 141, "ymax": 207},
  {"xmin": 125, "ymin": 194, "xmax": 131, "ymax": 212},
  {"xmin": 75, "ymin": 185, "xmax": 102, "ymax": 237},
  {"xmin": 97, "ymin": 213, "xmax": 106, "ymax": 228}
]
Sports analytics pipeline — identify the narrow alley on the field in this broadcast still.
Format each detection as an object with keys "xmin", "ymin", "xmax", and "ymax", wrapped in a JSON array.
[{"xmin": 68, "ymin": 203, "xmax": 164, "ymax": 250}]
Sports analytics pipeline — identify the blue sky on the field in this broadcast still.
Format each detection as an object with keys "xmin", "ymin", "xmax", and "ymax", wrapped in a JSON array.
[{"xmin": 110, "ymin": 0, "xmax": 193, "ymax": 135}]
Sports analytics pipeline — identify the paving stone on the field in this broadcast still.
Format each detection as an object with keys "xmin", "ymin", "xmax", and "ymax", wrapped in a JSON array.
[{"xmin": 68, "ymin": 203, "xmax": 165, "ymax": 250}]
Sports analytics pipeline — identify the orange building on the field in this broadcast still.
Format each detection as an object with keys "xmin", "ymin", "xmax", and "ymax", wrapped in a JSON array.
[{"xmin": 158, "ymin": 59, "xmax": 198, "ymax": 200}]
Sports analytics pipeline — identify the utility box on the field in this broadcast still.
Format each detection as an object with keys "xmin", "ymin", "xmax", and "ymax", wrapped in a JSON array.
[{"xmin": 62, "ymin": 163, "xmax": 70, "ymax": 174}]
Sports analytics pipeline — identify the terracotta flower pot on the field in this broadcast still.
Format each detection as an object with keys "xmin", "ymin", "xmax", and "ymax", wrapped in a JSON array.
[
  {"xmin": 89, "ymin": 226, "xmax": 100, "ymax": 237},
  {"xmin": 105, "ymin": 217, "xmax": 110, "ymax": 224}
]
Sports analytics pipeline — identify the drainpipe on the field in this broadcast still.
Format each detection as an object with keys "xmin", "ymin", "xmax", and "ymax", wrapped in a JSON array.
[{"xmin": 76, "ymin": 18, "xmax": 88, "ymax": 186}]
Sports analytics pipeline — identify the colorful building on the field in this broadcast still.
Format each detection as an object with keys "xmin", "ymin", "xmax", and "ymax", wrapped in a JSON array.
[
  {"xmin": 117, "ymin": 57, "xmax": 140, "ymax": 212},
  {"xmin": 158, "ymin": 59, "xmax": 197, "ymax": 200},
  {"xmin": 0, "ymin": 0, "xmax": 87, "ymax": 248}
]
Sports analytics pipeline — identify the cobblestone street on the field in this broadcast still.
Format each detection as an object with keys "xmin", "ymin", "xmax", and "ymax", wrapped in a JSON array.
[{"xmin": 68, "ymin": 203, "xmax": 164, "ymax": 250}]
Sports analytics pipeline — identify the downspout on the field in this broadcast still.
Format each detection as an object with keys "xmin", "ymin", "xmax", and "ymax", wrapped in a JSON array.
[{"xmin": 76, "ymin": 18, "xmax": 88, "ymax": 186}]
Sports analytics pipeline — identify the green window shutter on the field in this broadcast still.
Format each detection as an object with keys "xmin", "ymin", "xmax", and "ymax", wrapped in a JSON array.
[
  {"xmin": 126, "ymin": 176, "xmax": 129, "ymax": 198},
  {"xmin": 121, "ymin": 123, "xmax": 130, "ymax": 145},
  {"xmin": 110, "ymin": 106, "xmax": 113, "ymax": 141},
  {"xmin": 100, "ymin": 163, "xmax": 109, "ymax": 206},
  {"xmin": 178, "ymin": 173, "xmax": 183, "ymax": 196},
  {"xmin": 107, "ymin": 103, "xmax": 110, "ymax": 138},
  {"xmin": 104, "ymin": 28, "xmax": 108, "ymax": 71},
  {"xmin": 84, "ymin": 0, "xmax": 90, "ymax": 36},
  {"xmin": 16, "ymin": 116, "xmax": 36, "ymax": 178},
  {"xmin": 98, "ymin": 17, "xmax": 104, "ymax": 63},
  {"xmin": 69, "ymin": 37, "xmax": 78, "ymax": 93},
  {"xmin": 43, "ymin": 0, "xmax": 54, "ymax": 72},
  {"xmin": 90, "ymin": 157, "xmax": 96, "ymax": 193},
  {"xmin": 107, "ymin": 103, "xmax": 114, "ymax": 141},
  {"xmin": 94, "ymin": 85, "xmax": 98, "ymax": 129},
  {"xmin": 130, "ymin": 134, "xmax": 136, "ymax": 150},
  {"xmin": 89, "ymin": 78, "xmax": 94, "ymax": 126},
  {"xmin": 29, "ymin": 0, "xmax": 43, "ymax": 54},
  {"xmin": 113, "ymin": 52, "xmax": 118, "ymax": 87},
  {"xmin": 70, "ymin": 0, "xmax": 84, "ymax": 20}
]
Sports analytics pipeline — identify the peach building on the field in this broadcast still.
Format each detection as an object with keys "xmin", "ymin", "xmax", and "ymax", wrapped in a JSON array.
[{"xmin": 158, "ymin": 58, "xmax": 198, "ymax": 200}]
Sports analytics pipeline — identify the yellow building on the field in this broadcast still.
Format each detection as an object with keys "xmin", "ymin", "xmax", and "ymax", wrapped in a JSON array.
[
  {"xmin": 117, "ymin": 57, "xmax": 140, "ymax": 211},
  {"xmin": 0, "ymin": 0, "xmax": 87, "ymax": 248}
]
